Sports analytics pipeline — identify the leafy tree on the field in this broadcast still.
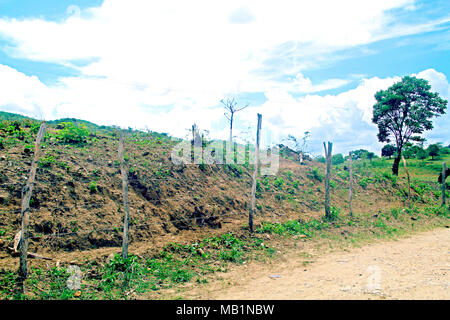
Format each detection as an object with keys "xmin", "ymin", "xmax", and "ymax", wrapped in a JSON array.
[
  {"xmin": 331, "ymin": 153, "xmax": 344, "ymax": 165},
  {"xmin": 381, "ymin": 144, "xmax": 396, "ymax": 159},
  {"xmin": 315, "ymin": 155, "xmax": 326, "ymax": 163},
  {"xmin": 351, "ymin": 149, "xmax": 370, "ymax": 160},
  {"xmin": 417, "ymin": 147, "xmax": 428, "ymax": 160},
  {"xmin": 372, "ymin": 76, "xmax": 447, "ymax": 175},
  {"xmin": 427, "ymin": 143, "xmax": 440, "ymax": 160},
  {"xmin": 366, "ymin": 152, "xmax": 376, "ymax": 162},
  {"xmin": 402, "ymin": 143, "xmax": 425, "ymax": 159}
]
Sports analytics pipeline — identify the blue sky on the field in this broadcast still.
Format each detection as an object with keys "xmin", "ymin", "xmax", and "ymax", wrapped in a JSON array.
[{"xmin": 0, "ymin": 0, "xmax": 449, "ymax": 155}]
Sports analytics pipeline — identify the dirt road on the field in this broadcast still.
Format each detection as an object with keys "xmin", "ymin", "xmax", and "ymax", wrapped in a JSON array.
[{"xmin": 184, "ymin": 228, "xmax": 450, "ymax": 300}]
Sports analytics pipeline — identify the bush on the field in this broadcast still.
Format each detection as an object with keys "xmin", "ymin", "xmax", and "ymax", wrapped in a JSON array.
[
  {"xmin": 332, "ymin": 154, "xmax": 344, "ymax": 165},
  {"xmin": 89, "ymin": 181, "xmax": 97, "ymax": 193},
  {"xmin": 359, "ymin": 177, "xmax": 372, "ymax": 189},
  {"xmin": 274, "ymin": 177, "xmax": 285, "ymax": 189},
  {"xmin": 309, "ymin": 167, "xmax": 324, "ymax": 182},
  {"xmin": 38, "ymin": 155, "xmax": 56, "ymax": 168},
  {"xmin": 55, "ymin": 122, "xmax": 89, "ymax": 144}
]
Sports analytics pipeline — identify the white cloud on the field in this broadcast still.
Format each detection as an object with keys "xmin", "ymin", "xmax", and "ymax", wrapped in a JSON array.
[
  {"xmin": 0, "ymin": 1, "xmax": 448, "ymax": 153},
  {"xmin": 0, "ymin": 64, "xmax": 57, "ymax": 118},
  {"xmin": 416, "ymin": 68, "xmax": 450, "ymax": 100},
  {"xmin": 0, "ymin": 0, "xmax": 435, "ymax": 108},
  {"xmin": 1, "ymin": 63, "xmax": 448, "ymax": 154}
]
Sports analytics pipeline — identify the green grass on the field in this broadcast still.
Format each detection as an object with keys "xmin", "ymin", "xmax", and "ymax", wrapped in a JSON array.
[{"xmin": 1, "ymin": 201, "xmax": 447, "ymax": 300}]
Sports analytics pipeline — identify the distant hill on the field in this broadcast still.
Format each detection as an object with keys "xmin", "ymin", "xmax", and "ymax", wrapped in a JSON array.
[{"xmin": 0, "ymin": 111, "xmax": 33, "ymax": 121}]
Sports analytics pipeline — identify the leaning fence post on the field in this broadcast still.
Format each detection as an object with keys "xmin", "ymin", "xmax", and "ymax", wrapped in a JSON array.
[
  {"xmin": 19, "ymin": 122, "xmax": 46, "ymax": 287},
  {"xmin": 118, "ymin": 131, "xmax": 130, "ymax": 259},
  {"xmin": 349, "ymin": 152, "xmax": 353, "ymax": 217},
  {"xmin": 402, "ymin": 156, "xmax": 411, "ymax": 209},
  {"xmin": 249, "ymin": 113, "xmax": 262, "ymax": 233},
  {"xmin": 443, "ymin": 162, "xmax": 447, "ymax": 207},
  {"xmin": 323, "ymin": 141, "xmax": 333, "ymax": 219}
]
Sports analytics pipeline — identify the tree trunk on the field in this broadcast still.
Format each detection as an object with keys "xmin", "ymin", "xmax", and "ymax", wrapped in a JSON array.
[
  {"xmin": 392, "ymin": 153, "xmax": 401, "ymax": 176},
  {"xmin": 229, "ymin": 114, "xmax": 233, "ymax": 143}
]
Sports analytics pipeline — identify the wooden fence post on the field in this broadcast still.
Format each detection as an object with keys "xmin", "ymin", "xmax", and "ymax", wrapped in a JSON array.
[
  {"xmin": 19, "ymin": 122, "xmax": 46, "ymax": 286},
  {"xmin": 443, "ymin": 162, "xmax": 447, "ymax": 207},
  {"xmin": 349, "ymin": 152, "xmax": 353, "ymax": 217},
  {"xmin": 402, "ymin": 156, "xmax": 411, "ymax": 209},
  {"xmin": 323, "ymin": 141, "xmax": 333, "ymax": 219},
  {"xmin": 118, "ymin": 131, "xmax": 130, "ymax": 259},
  {"xmin": 249, "ymin": 114, "xmax": 262, "ymax": 233}
]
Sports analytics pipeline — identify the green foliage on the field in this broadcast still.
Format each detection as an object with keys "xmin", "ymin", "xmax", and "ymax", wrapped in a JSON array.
[
  {"xmin": 38, "ymin": 155, "xmax": 56, "ymax": 168},
  {"xmin": 256, "ymin": 218, "xmax": 329, "ymax": 238},
  {"xmin": 359, "ymin": 177, "xmax": 372, "ymax": 189},
  {"xmin": 100, "ymin": 254, "xmax": 148, "ymax": 295},
  {"xmin": 89, "ymin": 181, "xmax": 98, "ymax": 193},
  {"xmin": 309, "ymin": 167, "xmax": 324, "ymax": 182},
  {"xmin": 315, "ymin": 156, "xmax": 326, "ymax": 163},
  {"xmin": 351, "ymin": 149, "xmax": 371, "ymax": 160},
  {"xmin": 55, "ymin": 122, "xmax": 90, "ymax": 145},
  {"xmin": 427, "ymin": 144, "xmax": 440, "ymax": 160},
  {"xmin": 381, "ymin": 144, "xmax": 396, "ymax": 158},
  {"xmin": 274, "ymin": 177, "xmax": 285, "ymax": 189},
  {"xmin": 381, "ymin": 171, "xmax": 397, "ymax": 186},
  {"xmin": 325, "ymin": 206, "xmax": 341, "ymax": 221},
  {"xmin": 329, "ymin": 180, "xmax": 336, "ymax": 188},
  {"xmin": 57, "ymin": 161, "xmax": 70, "ymax": 171},
  {"xmin": 372, "ymin": 76, "xmax": 447, "ymax": 174},
  {"xmin": 332, "ymin": 153, "xmax": 344, "ymax": 165},
  {"xmin": 0, "ymin": 269, "xmax": 18, "ymax": 299}
]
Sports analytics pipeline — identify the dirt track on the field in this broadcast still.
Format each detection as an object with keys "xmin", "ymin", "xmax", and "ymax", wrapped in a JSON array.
[{"xmin": 185, "ymin": 228, "xmax": 450, "ymax": 300}]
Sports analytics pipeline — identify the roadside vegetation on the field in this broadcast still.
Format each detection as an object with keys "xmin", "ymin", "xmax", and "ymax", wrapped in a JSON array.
[{"xmin": 0, "ymin": 111, "xmax": 448, "ymax": 300}]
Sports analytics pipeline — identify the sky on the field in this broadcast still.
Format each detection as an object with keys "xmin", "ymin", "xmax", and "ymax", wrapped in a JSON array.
[{"xmin": 0, "ymin": 0, "xmax": 449, "ymax": 155}]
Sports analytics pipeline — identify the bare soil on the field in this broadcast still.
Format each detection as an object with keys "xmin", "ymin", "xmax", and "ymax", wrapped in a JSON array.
[{"xmin": 178, "ymin": 228, "xmax": 450, "ymax": 300}]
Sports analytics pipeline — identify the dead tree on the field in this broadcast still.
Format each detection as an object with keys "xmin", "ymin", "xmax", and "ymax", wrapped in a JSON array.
[{"xmin": 221, "ymin": 97, "xmax": 249, "ymax": 142}]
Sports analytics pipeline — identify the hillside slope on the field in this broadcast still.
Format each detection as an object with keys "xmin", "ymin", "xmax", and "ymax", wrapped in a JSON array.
[{"xmin": 0, "ymin": 112, "xmax": 444, "ymax": 258}]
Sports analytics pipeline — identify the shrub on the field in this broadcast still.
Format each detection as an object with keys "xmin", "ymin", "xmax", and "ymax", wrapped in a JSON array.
[
  {"xmin": 55, "ymin": 122, "xmax": 89, "ymax": 144},
  {"xmin": 38, "ymin": 155, "xmax": 56, "ymax": 168},
  {"xmin": 359, "ymin": 177, "xmax": 372, "ymax": 189},
  {"xmin": 332, "ymin": 154, "xmax": 344, "ymax": 165},
  {"xmin": 274, "ymin": 177, "xmax": 285, "ymax": 189},
  {"xmin": 325, "ymin": 206, "xmax": 340, "ymax": 221},
  {"xmin": 309, "ymin": 167, "xmax": 324, "ymax": 182},
  {"xmin": 89, "ymin": 181, "xmax": 97, "ymax": 193}
]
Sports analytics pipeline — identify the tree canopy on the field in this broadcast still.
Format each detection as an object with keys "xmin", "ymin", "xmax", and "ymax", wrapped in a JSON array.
[{"xmin": 372, "ymin": 76, "xmax": 447, "ymax": 175}]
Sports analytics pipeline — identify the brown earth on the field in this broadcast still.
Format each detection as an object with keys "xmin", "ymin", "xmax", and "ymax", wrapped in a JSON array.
[
  {"xmin": 0, "ymin": 123, "xmax": 409, "ymax": 261},
  {"xmin": 177, "ymin": 228, "xmax": 450, "ymax": 300}
]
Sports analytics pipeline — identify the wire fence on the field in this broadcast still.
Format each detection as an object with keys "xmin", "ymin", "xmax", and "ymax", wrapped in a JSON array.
[{"xmin": 1, "ymin": 127, "xmax": 447, "ymax": 266}]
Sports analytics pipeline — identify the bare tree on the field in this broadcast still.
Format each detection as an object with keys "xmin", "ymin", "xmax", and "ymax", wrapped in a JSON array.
[
  {"xmin": 221, "ymin": 97, "xmax": 249, "ymax": 142},
  {"xmin": 286, "ymin": 131, "xmax": 310, "ymax": 163}
]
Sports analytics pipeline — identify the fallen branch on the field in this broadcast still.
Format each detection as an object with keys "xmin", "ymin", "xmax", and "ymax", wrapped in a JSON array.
[{"xmin": 7, "ymin": 247, "xmax": 52, "ymax": 260}]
